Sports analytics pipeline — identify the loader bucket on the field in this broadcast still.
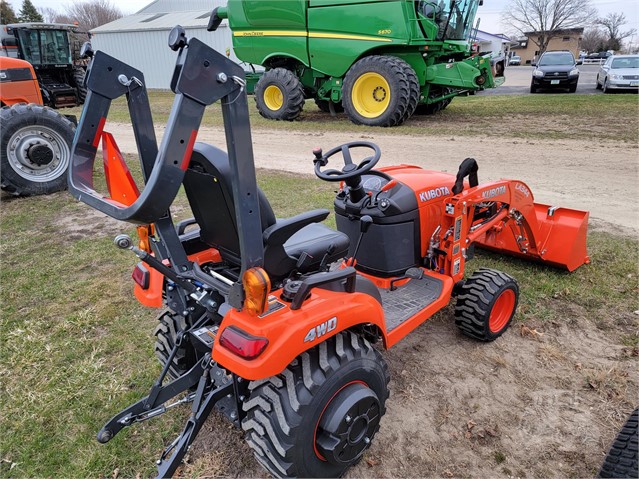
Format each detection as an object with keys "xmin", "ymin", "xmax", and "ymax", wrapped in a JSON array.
[{"xmin": 476, "ymin": 203, "xmax": 590, "ymax": 272}]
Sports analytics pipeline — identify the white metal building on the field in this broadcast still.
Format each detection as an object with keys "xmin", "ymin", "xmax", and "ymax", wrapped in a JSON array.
[{"xmin": 90, "ymin": 0, "xmax": 240, "ymax": 89}]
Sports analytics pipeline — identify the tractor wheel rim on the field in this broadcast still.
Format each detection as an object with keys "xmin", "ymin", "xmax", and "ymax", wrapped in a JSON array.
[
  {"xmin": 263, "ymin": 85, "xmax": 284, "ymax": 111},
  {"xmin": 352, "ymin": 72, "xmax": 391, "ymax": 118},
  {"xmin": 489, "ymin": 289, "xmax": 516, "ymax": 333},
  {"xmin": 7, "ymin": 125, "xmax": 70, "ymax": 182},
  {"xmin": 314, "ymin": 381, "xmax": 380, "ymax": 465}
]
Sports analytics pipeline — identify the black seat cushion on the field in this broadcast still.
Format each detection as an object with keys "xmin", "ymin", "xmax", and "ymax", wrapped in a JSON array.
[{"xmin": 264, "ymin": 222, "xmax": 349, "ymax": 278}]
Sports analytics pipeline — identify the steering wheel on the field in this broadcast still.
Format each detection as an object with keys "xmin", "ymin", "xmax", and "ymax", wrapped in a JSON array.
[{"xmin": 313, "ymin": 141, "xmax": 381, "ymax": 182}]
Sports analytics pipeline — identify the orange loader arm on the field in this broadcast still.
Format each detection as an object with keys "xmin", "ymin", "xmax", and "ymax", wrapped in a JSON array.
[{"xmin": 436, "ymin": 179, "xmax": 589, "ymax": 280}]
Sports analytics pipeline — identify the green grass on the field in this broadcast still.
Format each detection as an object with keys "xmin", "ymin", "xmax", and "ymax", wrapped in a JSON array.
[
  {"xmin": 1, "ymin": 170, "xmax": 638, "ymax": 477},
  {"xmin": 65, "ymin": 90, "xmax": 639, "ymax": 143}
]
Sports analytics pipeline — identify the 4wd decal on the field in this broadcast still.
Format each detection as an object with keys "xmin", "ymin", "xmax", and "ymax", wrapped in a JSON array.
[
  {"xmin": 482, "ymin": 185, "xmax": 506, "ymax": 199},
  {"xmin": 304, "ymin": 317, "xmax": 337, "ymax": 343},
  {"xmin": 419, "ymin": 186, "xmax": 450, "ymax": 202}
]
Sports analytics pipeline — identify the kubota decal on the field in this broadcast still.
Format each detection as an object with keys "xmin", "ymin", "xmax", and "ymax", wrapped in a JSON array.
[
  {"xmin": 304, "ymin": 317, "xmax": 337, "ymax": 343},
  {"xmin": 482, "ymin": 186, "xmax": 507, "ymax": 199},
  {"xmin": 419, "ymin": 186, "xmax": 450, "ymax": 202}
]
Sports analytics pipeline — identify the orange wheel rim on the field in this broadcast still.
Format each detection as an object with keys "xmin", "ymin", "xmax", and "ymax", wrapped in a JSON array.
[{"xmin": 489, "ymin": 289, "xmax": 515, "ymax": 333}]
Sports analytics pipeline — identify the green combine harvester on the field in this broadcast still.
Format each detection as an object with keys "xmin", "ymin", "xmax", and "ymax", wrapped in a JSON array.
[{"xmin": 212, "ymin": 0, "xmax": 504, "ymax": 126}]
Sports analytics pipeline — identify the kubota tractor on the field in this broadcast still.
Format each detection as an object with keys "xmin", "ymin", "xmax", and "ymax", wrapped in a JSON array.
[
  {"xmin": 0, "ymin": 56, "xmax": 75, "ymax": 196},
  {"xmin": 209, "ymin": 0, "xmax": 505, "ymax": 126},
  {"xmin": 68, "ymin": 27, "xmax": 588, "ymax": 478}
]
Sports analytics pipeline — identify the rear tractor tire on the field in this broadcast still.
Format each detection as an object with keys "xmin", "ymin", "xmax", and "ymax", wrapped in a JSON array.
[
  {"xmin": 74, "ymin": 67, "xmax": 87, "ymax": 104},
  {"xmin": 0, "ymin": 103, "xmax": 74, "ymax": 196},
  {"xmin": 454, "ymin": 268, "xmax": 519, "ymax": 341},
  {"xmin": 242, "ymin": 331, "xmax": 390, "ymax": 478},
  {"xmin": 154, "ymin": 310, "xmax": 196, "ymax": 380},
  {"xmin": 342, "ymin": 55, "xmax": 413, "ymax": 127},
  {"xmin": 254, "ymin": 68, "xmax": 305, "ymax": 121}
]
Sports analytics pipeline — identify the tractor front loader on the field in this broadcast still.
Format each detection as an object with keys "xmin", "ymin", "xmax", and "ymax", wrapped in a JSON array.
[{"xmin": 68, "ymin": 26, "xmax": 588, "ymax": 478}]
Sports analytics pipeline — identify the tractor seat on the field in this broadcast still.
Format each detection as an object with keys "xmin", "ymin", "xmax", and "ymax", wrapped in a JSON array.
[{"xmin": 182, "ymin": 143, "xmax": 349, "ymax": 280}]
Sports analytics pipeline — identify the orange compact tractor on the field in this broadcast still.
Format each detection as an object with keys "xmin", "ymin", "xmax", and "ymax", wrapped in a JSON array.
[
  {"xmin": 68, "ymin": 28, "xmax": 589, "ymax": 478},
  {"xmin": 0, "ymin": 56, "xmax": 75, "ymax": 195}
]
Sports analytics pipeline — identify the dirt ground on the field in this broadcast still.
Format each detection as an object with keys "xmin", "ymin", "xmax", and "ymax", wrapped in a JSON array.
[
  {"xmin": 107, "ymin": 122, "xmax": 639, "ymax": 236},
  {"xmin": 70, "ymin": 122, "xmax": 638, "ymax": 478}
]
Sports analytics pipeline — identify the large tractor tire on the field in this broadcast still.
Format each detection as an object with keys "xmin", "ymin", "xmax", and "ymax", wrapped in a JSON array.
[
  {"xmin": 599, "ymin": 409, "xmax": 638, "ymax": 478},
  {"xmin": 315, "ymin": 98, "xmax": 344, "ymax": 114},
  {"xmin": 153, "ymin": 310, "xmax": 196, "ymax": 380},
  {"xmin": 254, "ymin": 68, "xmax": 305, "ymax": 121},
  {"xmin": 454, "ymin": 268, "xmax": 519, "ymax": 341},
  {"xmin": 342, "ymin": 55, "xmax": 412, "ymax": 127},
  {"xmin": 74, "ymin": 67, "xmax": 87, "ymax": 104},
  {"xmin": 242, "ymin": 331, "xmax": 390, "ymax": 478},
  {"xmin": 0, "ymin": 103, "xmax": 74, "ymax": 196}
]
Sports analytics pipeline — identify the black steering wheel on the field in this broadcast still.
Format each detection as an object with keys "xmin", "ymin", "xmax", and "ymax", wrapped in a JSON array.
[{"xmin": 313, "ymin": 141, "xmax": 381, "ymax": 182}]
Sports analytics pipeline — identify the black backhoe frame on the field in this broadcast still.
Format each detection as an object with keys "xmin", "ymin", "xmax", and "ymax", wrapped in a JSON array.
[{"xmin": 68, "ymin": 32, "xmax": 267, "ymax": 478}]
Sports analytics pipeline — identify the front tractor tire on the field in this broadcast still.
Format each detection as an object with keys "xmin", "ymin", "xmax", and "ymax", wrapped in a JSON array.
[
  {"xmin": 74, "ymin": 67, "xmax": 88, "ymax": 104},
  {"xmin": 254, "ymin": 68, "xmax": 305, "ymax": 121},
  {"xmin": 242, "ymin": 331, "xmax": 390, "ymax": 478},
  {"xmin": 342, "ymin": 55, "xmax": 413, "ymax": 127},
  {"xmin": 0, "ymin": 104, "xmax": 74, "ymax": 196},
  {"xmin": 454, "ymin": 268, "xmax": 519, "ymax": 341}
]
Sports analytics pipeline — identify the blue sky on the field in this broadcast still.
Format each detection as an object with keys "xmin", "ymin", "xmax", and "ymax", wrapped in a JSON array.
[{"xmin": 8, "ymin": 0, "xmax": 639, "ymax": 40}]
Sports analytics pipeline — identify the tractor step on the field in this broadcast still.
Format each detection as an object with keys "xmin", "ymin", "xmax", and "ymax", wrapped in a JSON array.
[{"xmin": 381, "ymin": 274, "xmax": 443, "ymax": 331}]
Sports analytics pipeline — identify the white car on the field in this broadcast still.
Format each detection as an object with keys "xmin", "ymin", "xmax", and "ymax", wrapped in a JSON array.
[
  {"xmin": 596, "ymin": 55, "xmax": 639, "ymax": 93},
  {"xmin": 509, "ymin": 55, "xmax": 521, "ymax": 66}
]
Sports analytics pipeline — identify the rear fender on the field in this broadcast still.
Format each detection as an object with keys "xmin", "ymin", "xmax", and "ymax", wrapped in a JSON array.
[{"xmin": 212, "ymin": 288, "xmax": 386, "ymax": 381}]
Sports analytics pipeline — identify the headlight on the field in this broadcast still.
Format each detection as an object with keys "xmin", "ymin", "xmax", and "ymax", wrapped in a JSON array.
[
  {"xmin": 533, "ymin": 69, "xmax": 544, "ymax": 78},
  {"xmin": 610, "ymin": 74, "xmax": 623, "ymax": 80},
  {"xmin": 569, "ymin": 68, "xmax": 579, "ymax": 76},
  {"xmin": 0, "ymin": 70, "xmax": 7, "ymax": 80}
]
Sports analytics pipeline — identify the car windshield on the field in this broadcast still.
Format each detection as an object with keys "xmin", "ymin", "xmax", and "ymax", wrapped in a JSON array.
[
  {"xmin": 539, "ymin": 53, "xmax": 574, "ymax": 66},
  {"xmin": 611, "ymin": 57, "xmax": 639, "ymax": 69}
]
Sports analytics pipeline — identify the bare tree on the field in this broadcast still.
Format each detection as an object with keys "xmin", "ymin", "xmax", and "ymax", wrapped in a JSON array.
[
  {"xmin": 63, "ymin": 0, "xmax": 123, "ymax": 31},
  {"xmin": 502, "ymin": 0, "xmax": 596, "ymax": 54},
  {"xmin": 596, "ymin": 12, "xmax": 636, "ymax": 52},
  {"xmin": 38, "ymin": 6, "xmax": 59, "ymax": 23},
  {"xmin": 580, "ymin": 27, "xmax": 606, "ymax": 53}
]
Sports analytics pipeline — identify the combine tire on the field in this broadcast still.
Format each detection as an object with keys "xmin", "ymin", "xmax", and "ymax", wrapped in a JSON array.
[
  {"xmin": 254, "ymin": 68, "xmax": 305, "ymax": 121},
  {"xmin": 154, "ymin": 310, "xmax": 196, "ymax": 379},
  {"xmin": 242, "ymin": 331, "xmax": 390, "ymax": 478},
  {"xmin": 315, "ymin": 98, "xmax": 344, "ymax": 114},
  {"xmin": 398, "ymin": 61, "xmax": 420, "ymax": 123},
  {"xmin": 342, "ymin": 55, "xmax": 412, "ymax": 127},
  {"xmin": 0, "ymin": 104, "xmax": 74, "ymax": 196},
  {"xmin": 454, "ymin": 268, "xmax": 518, "ymax": 341},
  {"xmin": 599, "ymin": 409, "xmax": 638, "ymax": 478},
  {"xmin": 74, "ymin": 67, "xmax": 87, "ymax": 104}
]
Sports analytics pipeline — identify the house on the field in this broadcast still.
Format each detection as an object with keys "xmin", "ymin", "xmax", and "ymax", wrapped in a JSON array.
[
  {"xmin": 473, "ymin": 29, "xmax": 512, "ymax": 58},
  {"xmin": 512, "ymin": 28, "xmax": 584, "ymax": 65},
  {"xmin": 90, "ymin": 0, "xmax": 239, "ymax": 89}
]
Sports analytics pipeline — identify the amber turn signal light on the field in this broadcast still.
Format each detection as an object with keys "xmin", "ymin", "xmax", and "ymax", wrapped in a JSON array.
[{"xmin": 242, "ymin": 267, "xmax": 271, "ymax": 316}]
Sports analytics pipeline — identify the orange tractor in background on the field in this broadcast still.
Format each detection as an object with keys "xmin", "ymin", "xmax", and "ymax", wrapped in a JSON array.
[
  {"xmin": 0, "ymin": 56, "xmax": 75, "ymax": 196},
  {"xmin": 68, "ymin": 29, "xmax": 590, "ymax": 478}
]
